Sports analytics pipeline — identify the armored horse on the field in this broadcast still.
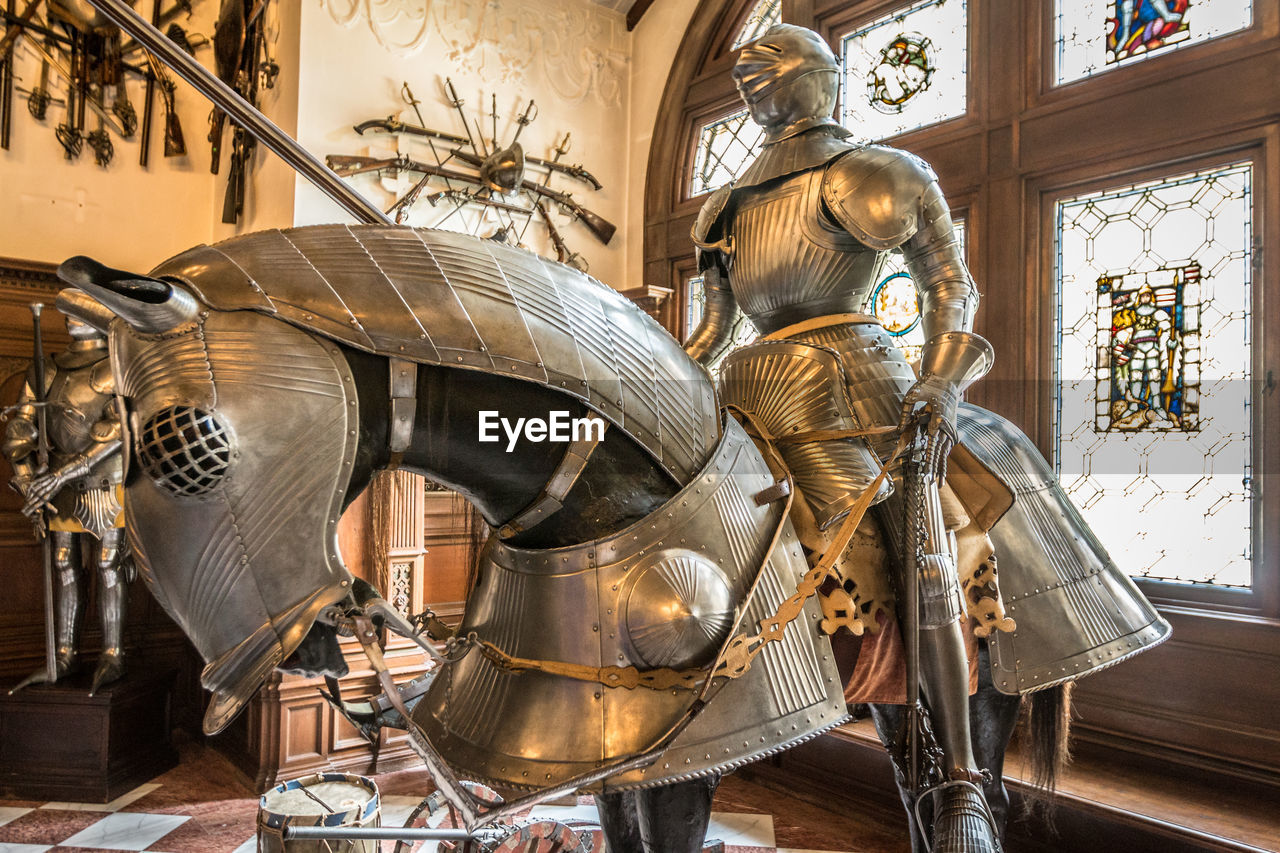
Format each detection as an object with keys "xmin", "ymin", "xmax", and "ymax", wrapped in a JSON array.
[{"xmin": 53, "ymin": 219, "xmax": 1169, "ymax": 852}]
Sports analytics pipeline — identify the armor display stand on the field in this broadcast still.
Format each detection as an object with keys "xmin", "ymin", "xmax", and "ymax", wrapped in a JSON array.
[{"xmin": 0, "ymin": 666, "xmax": 178, "ymax": 803}]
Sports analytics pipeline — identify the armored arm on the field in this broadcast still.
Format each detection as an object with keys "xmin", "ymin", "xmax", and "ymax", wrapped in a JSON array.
[
  {"xmin": 3, "ymin": 370, "xmax": 48, "ymax": 486},
  {"xmin": 17, "ymin": 362, "xmax": 123, "ymax": 519},
  {"xmin": 823, "ymin": 147, "xmax": 992, "ymax": 437},
  {"xmin": 3, "ymin": 361, "xmax": 53, "ymax": 489},
  {"xmin": 683, "ymin": 261, "xmax": 744, "ymax": 368},
  {"xmin": 685, "ymin": 185, "xmax": 744, "ymax": 367}
]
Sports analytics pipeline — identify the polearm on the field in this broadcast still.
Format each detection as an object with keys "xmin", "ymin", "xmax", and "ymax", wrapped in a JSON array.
[
  {"xmin": 82, "ymin": 0, "xmax": 391, "ymax": 226},
  {"xmin": 29, "ymin": 303, "xmax": 57, "ymax": 684}
]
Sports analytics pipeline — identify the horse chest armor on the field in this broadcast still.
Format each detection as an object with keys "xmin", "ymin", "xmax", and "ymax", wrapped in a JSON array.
[
  {"xmin": 729, "ymin": 170, "xmax": 884, "ymax": 328},
  {"xmin": 415, "ymin": 417, "xmax": 847, "ymax": 792}
]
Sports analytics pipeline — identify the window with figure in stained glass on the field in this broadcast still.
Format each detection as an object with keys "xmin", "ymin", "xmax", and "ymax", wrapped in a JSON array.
[
  {"xmin": 1055, "ymin": 162, "xmax": 1253, "ymax": 588},
  {"xmin": 732, "ymin": 0, "xmax": 781, "ymax": 50},
  {"xmin": 840, "ymin": 0, "xmax": 967, "ymax": 142},
  {"xmin": 1055, "ymin": 0, "xmax": 1253, "ymax": 85}
]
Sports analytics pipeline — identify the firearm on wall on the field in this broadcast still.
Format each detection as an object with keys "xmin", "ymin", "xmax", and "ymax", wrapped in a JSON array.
[
  {"xmin": 354, "ymin": 116, "xmax": 603, "ymax": 191},
  {"xmin": 326, "ymin": 153, "xmax": 616, "ymax": 247}
]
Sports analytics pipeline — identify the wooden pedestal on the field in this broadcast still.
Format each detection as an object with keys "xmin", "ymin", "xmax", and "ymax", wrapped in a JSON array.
[{"xmin": 0, "ymin": 666, "xmax": 179, "ymax": 803}]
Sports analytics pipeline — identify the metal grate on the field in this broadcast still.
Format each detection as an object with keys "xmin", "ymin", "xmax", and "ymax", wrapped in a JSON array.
[{"xmin": 137, "ymin": 406, "xmax": 233, "ymax": 498}]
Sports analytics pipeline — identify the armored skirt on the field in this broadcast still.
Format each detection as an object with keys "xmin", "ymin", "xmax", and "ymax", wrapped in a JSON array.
[{"xmin": 719, "ymin": 319, "xmax": 1168, "ymax": 701}]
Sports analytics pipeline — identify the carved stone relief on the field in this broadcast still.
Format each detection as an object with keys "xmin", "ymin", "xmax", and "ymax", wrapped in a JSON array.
[{"xmin": 318, "ymin": 0, "xmax": 627, "ymax": 106}]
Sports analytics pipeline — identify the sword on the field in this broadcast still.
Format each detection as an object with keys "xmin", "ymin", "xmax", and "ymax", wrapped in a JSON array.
[{"xmin": 29, "ymin": 302, "xmax": 57, "ymax": 685}]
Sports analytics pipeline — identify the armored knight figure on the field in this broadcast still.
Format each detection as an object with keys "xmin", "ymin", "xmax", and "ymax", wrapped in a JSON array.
[
  {"xmin": 688, "ymin": 24, "xmax": 1007, "ymax": 851},
  {"xmin": 4, "ymin": 317, "xmax": 128, "ymax": 695}
]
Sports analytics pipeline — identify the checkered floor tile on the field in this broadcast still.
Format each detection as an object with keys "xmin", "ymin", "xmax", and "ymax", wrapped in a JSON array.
[{"xmin": 0, "ymin": 740, "xmax": 888, "ymax": 852}]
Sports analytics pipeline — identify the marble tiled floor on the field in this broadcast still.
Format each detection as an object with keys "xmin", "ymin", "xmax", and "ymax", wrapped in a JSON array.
[{"xmin": 0, "ymin": 739, "xmax": 907, "ymax": 853}]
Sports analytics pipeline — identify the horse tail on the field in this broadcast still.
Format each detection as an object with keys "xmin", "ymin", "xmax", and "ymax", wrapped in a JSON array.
[{"xmin": 1025, "ymin": 681, "xmax": 1074, "ymax": 802}]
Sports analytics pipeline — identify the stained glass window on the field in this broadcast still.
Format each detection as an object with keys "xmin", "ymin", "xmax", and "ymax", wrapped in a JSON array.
[
  {"xmin": 863, "ymin": 220, "xmax": 966, "ymax": 363},
  {"xmin": 732, "ymin": 0, "xmax": 782, "ymax": 50},
  {"xmin": 1055, "ymin": 162, "xmax": 1253, "ymax": 587},
  {"xmin": 840, "ymin": 0, "xmax": 967, "ymax": 142},
  {"xmin": 686, "ymin": 275, "xmax": 759, "ymax": 375},
  {"xmin": 1055, "ymin": 0, "xmax": 1252, "ymax": 85},
  {"xmin": 690, "ymin": 108, "xmax": 766, "ymax": 196}
]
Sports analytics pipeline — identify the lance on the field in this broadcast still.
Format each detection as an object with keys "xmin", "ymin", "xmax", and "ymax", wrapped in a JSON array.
[
  {"xmin": 30, "ymin": 303, "xmax": 58, "ymax": 684},
  {"xmin": 82, "ymin": 0, "xmax": 391, "ymax": 225}
]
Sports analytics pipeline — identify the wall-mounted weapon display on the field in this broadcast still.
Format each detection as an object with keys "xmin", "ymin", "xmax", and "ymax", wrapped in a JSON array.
[
  {"xmin": 330, "ymin": 79, "xmax": 611, "ymax": 272},
  {"xmin": 1, "ymin": 0, "xmax": 278, "ymax": 222},
  {"xmin": 0, "ymin": 0, "xmax": 214, "ymax": 164},
  {"xmin": 210, "ymin": 0, "xmax": 276, "ymax": 223}
]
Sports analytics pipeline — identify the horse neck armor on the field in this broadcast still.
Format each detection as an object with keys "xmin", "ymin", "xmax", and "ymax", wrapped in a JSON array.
[
  {"xmin": 148, "ymin": 225, "xmax": 720, "ymax": 485},
  {"xmin": 414, "ymin": 416, "xmax": 847, "ymax": 793}
]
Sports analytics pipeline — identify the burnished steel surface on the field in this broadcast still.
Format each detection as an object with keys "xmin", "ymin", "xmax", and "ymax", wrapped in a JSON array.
[
  {"xmin": 821, "ymin": 146, "xmax": 935, "ymax": 251},
  {"xmin": 729, "ymin": 170, "xmax": 882, "ymax": 334},
  {"xmin": 415, "ymin": 417, "xmax": 847, "ymax": 792},
  {"xmin": 957, "ymin": 403, "xmax": 1172, "ymax": 695},
  {"xmin": 719, "ymin": 340, "xmax": 891, "ymax": 528},
  {"xmin": 111, "ymin": 307, "xmax": 359, "ymax": 732},
  {"xmin": 150, "ymin": 225, "xmax": 719, "ymax": 484},
  {"xmin": 3, "ymin": 341, "xmax": 125, "ymax": 535}
]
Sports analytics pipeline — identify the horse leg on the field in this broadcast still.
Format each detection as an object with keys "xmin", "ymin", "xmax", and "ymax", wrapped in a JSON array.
[
  {"xmin": 637, "ymin": 774, "xmax": 720, "ymax": 852},
  {"xmin": 969, "ymin": 641, "xmax": 1022, "ymax": 837},
  {"xmin": 596, "ymin": 775, "xmax": 719, "ymax": 853},
  {"xmin": 870, "ymin": 642, "xmax": 1021, "ymax": 850},
  {"xmin": 595, "ymin": 790, "xmax": 645, "ymax": 853}
]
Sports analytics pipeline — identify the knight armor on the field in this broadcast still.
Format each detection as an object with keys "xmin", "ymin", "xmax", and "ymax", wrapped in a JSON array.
[
  {"xmin": 689, "ymin": 24, "xmax": 1168, "ymax": 851},
  {"xmin": 3, "ymin": 321, "xmax": 129, "ymax": 693}
]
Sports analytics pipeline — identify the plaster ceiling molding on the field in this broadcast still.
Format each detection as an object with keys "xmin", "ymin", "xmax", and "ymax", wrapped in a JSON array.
[{"xmin": 319, "ymin": 0, "xmax": 628, "ymax": 107}]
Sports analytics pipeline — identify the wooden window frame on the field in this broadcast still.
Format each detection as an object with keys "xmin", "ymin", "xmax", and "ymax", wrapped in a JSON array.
[{"xmin": 645, "ymin": 0, "xmax": 1280, "ymax": 778}]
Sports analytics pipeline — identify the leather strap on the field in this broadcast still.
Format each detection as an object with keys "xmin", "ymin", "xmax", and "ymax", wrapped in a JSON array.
[
  {"xmin": 387, "ymin": 358, "xmax": 418, "ymax": 465},
  {"xmin": 496, "ymin": 418, "xmax": 608, "ymax": 539},
  {"xmin": 762, "ymin": 312, "xmax": 881, "ymax": 341}
]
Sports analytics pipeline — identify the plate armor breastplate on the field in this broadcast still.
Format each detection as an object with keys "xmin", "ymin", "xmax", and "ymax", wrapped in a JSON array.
[
  {"xmin": 730, "ymin": 170, "xmax": 885, "ymax": 334},
  {"xmin": 47, "ymin": 357, "xmax": 112, "ymax": 456}
]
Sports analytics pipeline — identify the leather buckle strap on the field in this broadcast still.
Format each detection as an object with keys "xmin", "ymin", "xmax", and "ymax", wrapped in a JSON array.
[
  {"xmin": 496, "ymin": 418, "xmax": 608, "ymax": 539},
  {"xmin": 387, "ymin": 358, "xmax": 418, "ymax": 468}
]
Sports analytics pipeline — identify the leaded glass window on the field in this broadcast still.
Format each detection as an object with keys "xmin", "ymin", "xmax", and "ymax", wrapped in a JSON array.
[
  {"xmin": 1055, "ymin": 0, "xmax": 1252, "ymax": 85},
  {"xmin": 732, "ymin": 0, "xmax": 782, "ymax": 50},
  {"xmin": 840, "ymin": 0, "xmax": 967, "ymax": 142},
  {"xmin": 690, "ymin": 109, "xmax": 766, "ymax": 196},
  {"xmin": 1054, "ymin": 162, "xmax": 1253, "ymax": 587},
  {"xmin": 863, "ymin": 220, "xmax": 966, "ymax": 363}
]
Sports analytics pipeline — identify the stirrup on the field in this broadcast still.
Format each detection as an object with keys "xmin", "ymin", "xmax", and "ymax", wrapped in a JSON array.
[{"xmin": 914, "ymin": 773, "xmax": 1001, "ymax": 853}]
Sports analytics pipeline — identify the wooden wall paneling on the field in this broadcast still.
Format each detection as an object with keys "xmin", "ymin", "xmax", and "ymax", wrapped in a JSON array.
[
  {"xmin": 216, "ymin": 636, "xmax": 430, "ymax": 791},
  {"xmin": 421, "ymin": 486, "xmax": 475, "ymax": 621}
]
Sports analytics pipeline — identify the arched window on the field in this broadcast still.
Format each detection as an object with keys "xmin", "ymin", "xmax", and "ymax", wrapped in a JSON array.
[{"xmin": 645, "ymin": 0, "xmax": 1280, "ymax": 782}]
